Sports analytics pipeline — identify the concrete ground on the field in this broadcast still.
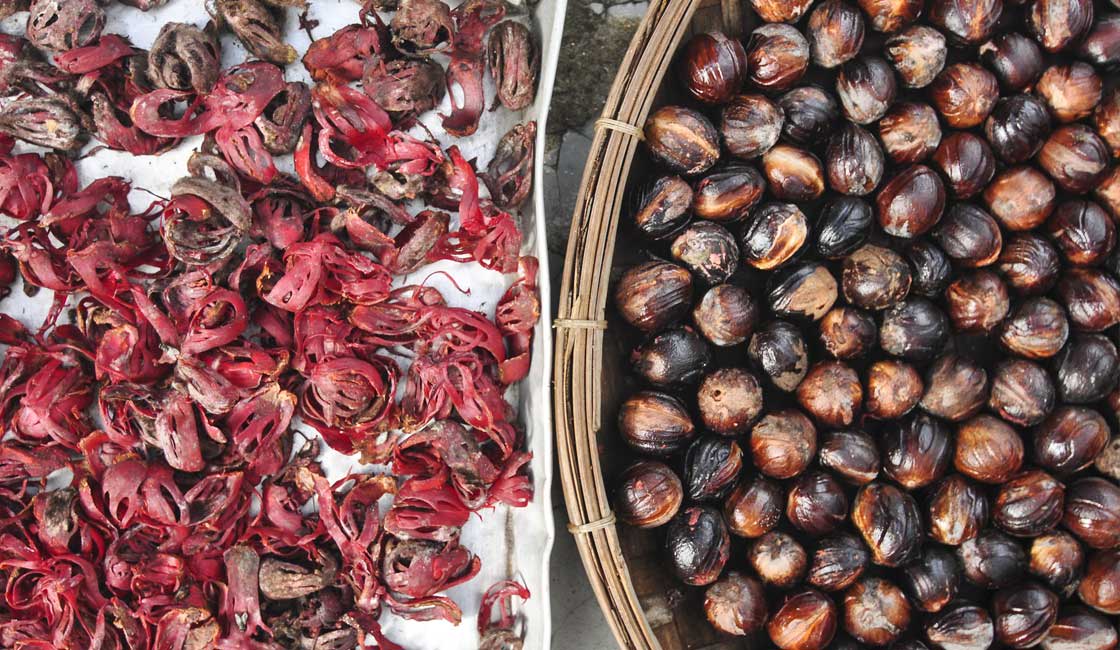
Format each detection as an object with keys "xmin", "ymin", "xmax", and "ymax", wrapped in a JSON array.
[{"xmin": 543, "ymin": 0, "xmax": 648, "ymax": 647}]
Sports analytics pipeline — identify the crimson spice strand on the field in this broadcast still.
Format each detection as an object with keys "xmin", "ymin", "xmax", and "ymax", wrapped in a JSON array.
[
  {"xmin": 0, "ymin": 0, "xmax": 542, "ymax": 648},
  {"xmin": 612, "ymin": 0, "xmax": 1120, "ymax": 648}
]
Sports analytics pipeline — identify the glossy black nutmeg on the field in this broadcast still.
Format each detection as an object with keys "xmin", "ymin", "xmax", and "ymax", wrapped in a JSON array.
[
  {"xmin": 958, "ymin": 529, "xmax": 1028, "ymax": 589},
  {"xmin": 678, "ymin": 31, "xmax": 748, "ymax": 105},
  {"xmin": 741, "ymin": 202, "xmax": 809, "ymax": 270},
  {"xmin": 979, "ymin": 32, "xmax": 1044, "ymax": 92},
  {"xmin": 786, "ymin": 470, "xmax": 849, "ymax": 535},
  {"xmin": 836, "ymin": 56, "xmax": 898, "ymax": 125},
  {"xmin": 815, "ymin": 197, "xmax": 874, "ymax": 259},
  {"xmin": 1063, "ymin": 478, "xmax": 1120, "ymax": 550},
  {"xmin": 901, "ymin": 546, "xmax": 961, "ymax": 613},
  {"xmin": 1032, "ymin": 406, "xmax": 1109, "ymax": 476},
  {"xmin": 779, "ymin": 86, "xmax": 840, "ymax": 147},
  {"xmin": 619, "ymin": 391, "xmax": 695, "ymax": 456},
  {"xmin": 852, "ymin": 482, "xmax": 923, "ymax": 567},
  {"xmin": 631, "ymin": 175, "xmax": 693, "ymax": 239},
  {"xmin": 932, "ymin": 132, "xmax": 996, "ymax": 200},
  {"xmin": 904, "ymin": 241, "xmax": 953, "ymax": 298},
  {"xmin": 808, "ymin": 532, "xmax": 870, "ymax": 592},
  {"xmin": 993, "ymin": 469, "xmax": 1066, "ymax": 537},
  {"xmin": 932, "ymin": 203, "xmax": 1002, "ymax": 268},
  {"xmin": 880, "ymin": 298, "xmax": 950, "ymax": 361},
  {"xmin": 993, "ymin": 583, "xmax": 1060, "ymax": 649},
  {"xmin": 1027, "ymin": 0, "xmax": 1094, "ymax": 53},
  {"xmin": 671, "ymin": 221, "xmax": 741, "ymax": 285},
  {"xmin": 749, "ymin": 320, "xmax": 810, "ymax": 391},
  {"xmin": 984, "ymin": 94, "xmax": 1052, "ymax": 164},
  {"xmin": 881, "ymin": 412, "xmax": 954, "ymax": 489},
  {"xmin": 666, "ymin": 505, "xmax": 730, "ymax": 586},
  {"xmin": 683, "ymin": 435, "xmax": 743, "ymax": 502},
  {"xmin": 1046, "ymin": 200, "xmax": 1116, "ymax": 267},
  {"xmin": 631, "ymin": 326, "xmax": 711, "ymax": 386},
  {"xmin": 1054, "ymin": 334, "xmax": 1120, "ymax": 404}
]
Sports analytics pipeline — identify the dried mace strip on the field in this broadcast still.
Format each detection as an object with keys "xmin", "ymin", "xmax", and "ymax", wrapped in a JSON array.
[{"xmin": 489, "ymin": 21, "xmax": 538, "ymax": 110}]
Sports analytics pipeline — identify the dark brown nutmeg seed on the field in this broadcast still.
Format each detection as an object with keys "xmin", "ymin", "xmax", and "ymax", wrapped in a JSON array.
[
  {"xmin": 816, "ymin": 198, "xmax": 875, "ymax": 259},
  {"xmin": 842, "ymin": 244, "xmax": 912, "ymax": 311},
  {"xmin": 996, "ymin": 233, "xmax": 1062, "ymax": 295},
  {"xmin": 1041, "ymin": 608, "xmax": 1117, "ymax": 650},
  {"xmin": 1027, "ymin": 0, "xmax": 1094, "ymax": 53},
  {"xmin": 749, "ymin": 0, "xmax": 813, "ymax": 23},
  {"xmin": 670, "ymin": 221, "xmax": 741, "ymax": 285},
  {"xmin": 779, "ymin": 86, "xmax": 841, "ymax": 146},
  {"xmin": 1057, "ymin": 268, "xmax": 1120, "ymax": 332},
  {"xmin": 809, "ymin": 532, "xmax": 870, "ymax": 592},
  {"xmin": 683, "ymin": 436, "xmax": 743, "ymax": 501},
  {"xmin": 787, "ymin": 470, "xmax": 849, "ymax": 535},
  {"xmin": 819, "ymin": 429, "xmax": 880, "ymax": 485},
  {"xmin": 698, "ymin": 368, "xmax": 763, "ymax": 436},
  {"xmin": 993, "ymin": 469, "xmax": 1066, "ymax": 537},
  {"xmin": 721, "ymin": 94, "xmax": 784, "ymax": 159},
  {"xmin": 1063, "ymin": 478, "xmax": 1120, "ymax": 549},
  {"xmin": 979, "ymin": 32, "xmax": 1044, "ymax": 92},
  {"xmin": 614, "ymin": 261, "xmax": 693, "ymax": 332},
  {"xmin": 615, "ymin": 460, "xmax": 684, "ymax": 528},
  {"xmin": 1055, "ymin": 334, "xmax": 1120, "ymax": 404},
  {"xmin": 807, "ymin": 0, "xmax": 866, "ymax": 69},
  {"xmin": 930, "ymin": 63, "xmax": 999, "ymax": 129},
  {"xmin": 877, "ymin": 165, "xmax": 947, "ymax": 238},
  {"xmin": 999, "ymin": 297, "xmax": 1069, "ymax": 359},
  {"xmin": 692, "ymin": 284, "xmax": 758, "ymax": 347},
  {"xmin": 1095, "ymin": 89, "xmax": 1120, "ymax": 158},
  {"xmin": 852, "ymin": 482, "xmax": 923, "ymax": 567},
  {"xmin": 750, "ymin": 531, "xmax": 808, "ymax": 588},
  {"xmin": 724, "ymin": 475, "xmax": 784, "ymax": 538},
  {"xmin": 1037, "ymin": 62, "xmax": 1102, "ymax": 124},
  {"xmin": 819, "ymin": 306, "xmax": 877, "ymax": 359},
  {"xmin": 954, "ymin": 415, "xmax": 1024, "ymax": 484},
  {"xmin": 932, "ymin": 204, "xmax": 1002, "ymax": 268},
  {"xmin": 704, "ymin": 573, "xmax": 768, "ymax": 636},
  {"xmin": 749, "ymin": 320, "xmax": 810, "ymax": 391},
  {"xmin": 901, "ymin": 546, "xmax": 961, "ymax": 614},
  {"xmin": 879, "ymin": 102, "xmax": 942, "ymax": 164},
  {"xmin": 666, "ymin": 505, "xmax": 730, "ymax": 586},
  {"xmin": 928, "ymin": 0, "xmax": 1002, "ymax": 43},
  {"xmin": 928, "ymin": 474, "xmax": 990, "ymax": 546},
  {"xmin": 678, "ymin": 31, "xmax": 748, "ymax": 105},
  {"xmin": 984, "ymin": 166, "xmax": 1057, "ymax": 231},
  {"xmin": 884, "ymin": 25, "xmax": 948, "ymax": 88},
  {"xmin": 932, "ymin": 132, "xmax": 996, "ymax": 199},
  {"xmin": 926, "ymin": 604, "xmax": 995, "ymax": 650},
  {"xmin": 945, "ymin": 270, "xmax": 1010, "ymax": 334},
  {"xmin": 836, "ymin": 56, "xmax": 898, "ymax": 124},
  {"xmin": 993, "ymin": 583, "xmax": 1060, "ymax": 649},
  {"xmin": 881, "ymin": 412, "xmax": 953, "ymax": 489},
  {"xmin": 768, "ymin": 590, "xmax": 838, "ymax": 650},
  {"xmin": 750, "ymin": 409, "xmax": 817, "ymax": 479},
  {"xmin": 1078, "ymin": 549, "xmax": 1120, "ymax": 614},
  {"xmin": 618, "ymin": 391, "xmax": 695, "ymax": 456},
  {"xmin": 988, "ymin": 358, "xmax": 1056, "ymax": 426},
  {"xmin": 643, "ymin": 106, "xmax": 720, "ymax": 176},
  {"xmin": 1046, "ymin": 200, "xmax": 1116, "ymax": 267},
  {"xmin": 692, "ymin": 165, "xmax": 765, "ymax": 223},
  {"xmin": 768, "ymin": 262, "xmax": 839, "ymax": 322},
  {"xmin": 866, "ymin": 360, "xmax": 924, "ymax": 420},
  {"xmin": 1028, "ymin": 531, "xmax": 1084, "ymax": 597},
  {"xmin": 762, "ymin": 145, "xmax": 826, "ymax": 202},
  {"xmin": 906, "ymin": 241, "xmax": 953, "ymax": 298},
  {"xmin": 826, "ymin": 123, "xmax": 884, "ymax": 196},
  {"xmin": 1037, "ymin": 124, "xmax": 1111, "ymax": 194},
  {"xmin": 959, "ymin": 529, "xmax": 1028, "ymax": 589},
  {"xmin": 797, "ymin": 361, "xmax": 863, "ymax": 428},
  {"xmin": 632, "ymin": 327, "xmax": 711, "ymax": 386},
  {"xmin": 1078, "ymin": 12, "xmax": 1120, "ymax": 69},
  {"xmin": 631, "ymin": 175, "xmax": 693, "ymax": 240},
  {"xmin": 746, "ymin": 24, "xmax": 810, "ymax": 92},
  {"xmin": 740, "ymin": 202, "xmax": 809, "ymax": 270},
  {"xmin": 1032, "ymin": 406, "xmax": 1109, "ymax": 476},
  {"xmin": 843, "ymin": 577, "xmax": 912, "ymax": 646},
  {"xmin": 880, "ymin": 298, "xmax": 950, "ymax": 361},
  {"xmin": 857, "ymin": 0, "xmax": 923, "ymax": 33}
]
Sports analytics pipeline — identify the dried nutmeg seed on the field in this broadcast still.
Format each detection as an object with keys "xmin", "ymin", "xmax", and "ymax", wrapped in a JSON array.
[
  {"xmin": 945, "ymin": 270, "xmax": 1010, "ymax": 334},
  {"xmin": 1095, "ymin": 89, "xmax": 1120, "ymax": 157},
  {"xmin": 692, "ymin": 165, "xmax": 765, "ymax": 223},
  {"xmin": 988, "ymin": 358, "xmax": 1056, "ymax": 426},
  {"xmin": 928, "ymin": 474, "xmax": 990, "ymax": 546},
  {"xmin": 930, "ymin": 63, "xmax": 1000, "ymax": 128},
  {"xmin": 876, "ymin": 165, "xmax": 947, "ymax": 238},
  {"xmin": 704, "ymin": 573, "xmax": 768, "ymax": 636},
  {"xmin": 857, "ymin": 0, "xmax": 923, "ymax": 33},
  {"xmin": 666, "ymin": 505, "xmax": 730, "ymax": 586},
  {"xmin": 843, "ymin": 577, "xmax": 912, "ymax": 646},
  {"xmin": 999, "ymin": 295, "xmax": 1066, "ymax": 358},
  {"xmin": 749, "ymin": 0, "xmax": 813, "ymax": 23},
  {"xmin": 1037, "ymin": 124, "xmax": 1111, "ymax": 194},
  {"xmin": 1027, "ymin": 0, "xmax": 1094, "ymax": 53},
  {"xmin": 905, "ymin": 241, "xmax": 953, "ymax": 298},
  {"xmin": 1037, "ymin": 62, "xmax": 1102, "ymax": 124},
  {"xmin": 926, "ymin": 604, "xmax": 995, "ymax": 650},
  {"xmin": 958, "ymin": 529, "xmax": 1029, "ymax": 589},
  {"xmin": 881, "ymin": 412, "xmax": 953, "ymax": 489},
  {"xmin": 819, "ymin": 306, "xmax": 877, "ymax": 360},
  {"xmin": 750, "ymin": 409, "xmax": 817, "ymax": 479},
  {"xmin": 826, "ymin": 123, "xmax": 884, "ymax": 196},
  {"xmin": 880, "ymin": 298, "xmax": 950, "ymax": 361},
  {"xmin": 1042, "ymin": 608, "xmax": 1118, "ymax": 650},
  {"xmin": 692, "ymin": 284, "xmax": 758, "ymax": 347},
  {"xmin": 884, "ymin": 25, "xmax": 947, "ymax": 88},
  {"xmin": 678, "ymin": 31, "xmax": 748, "ymax": 105},
  {"xmin": 746, "ymin": 24, "xmax": 810, "ymax": 92},
  {"xmin": 1078, "ymin": 12, "xmax": 1120, "ymax": 69},
  {"xmin": 928, "ymin": 0, "xmax": 1002, "ymax": 43},
  {"xmin": 983, "ymin": 166, "xmax": 1057, "ymax": 231},
  {"xmin": 879, "ymin": 102, "xmax": 943, "ymax": 164},
  {"xmin": 808, "ymin": 532, "xmax": 870, "ymax": 592},
  {"xmin": 807, "ymin": 0, "xmax": 866, "ymax": 69},
  {"xmin": 768, "ymin": 590, "xmax": 839, "ymax": 650},
  {"xmin": 866, "ymin": 360, "xmax": 924, "ymax": 421},
  {"xmin": 725, "ymin": 475, "xmax": 784, "ymax": 538},
  {"xmin": 631, "ymin": 175, "xmax": 693, "ymax": 239},
  {"xmin": 615, "ymin": 460, "xmax": 684, "ymax": 528},
  {"xmin": 852, "ymin": 482, "xmax": 923, "ymax": 567},
  {"xmin": 1046, "ymin": 200, "xmax": 1116, "ymax": 267},
  {"xmin": 787, "ymin": 470, "xmax": 849, "ymax": 535},
  {"xmin": 762, "ymin": 145, "xmax": 826, "ymax": 202},
  {"xmin": 993, "ymin": 469, "xmax": 1066, "ymax": 537},
  {"xmin": 932, "ymin": 132, "xmax": 996, "ymax": 200},
  {"xmin": 614, "ymin": 261, "xmax": 693, "ymax": 332},
  {"xmin": 644, "ymin": 106, "xmax": 720, "ymax": 176},
  {"xmin": 1029, "ymin": 531, "xmax": 1084, "ymax": 597},
  {"xmin": 698, "ymin": 368, "xmax": 763, "ymax": 435},
  {"xmin": 1032, "ymin": 406, "xmax": 1109, "ymax": 476},
  {"xmin": 836, "ymin": 56, "xmax": 898, "ymax": 124},
  {"xmin": 996, "ymin": 234, "xmax": 1062, "ymax": 295},
  {"xmin": 901, "ymin": 546, "xmax": 961, "ymax": 613},
  {"xmin": 751, "ymin": 531, "xmax": 809, "ymax": 588},
  {"xmin": 815, "ymin": 197, "xmax": 874, "ymax": 259},
  {"xmin": 618, "ymin": 391, "xmax": 695, "ymax": 456},
  {"xmin": 841, "ymin": 244, "xmax": 912, "ymax": 311},
  {"xmin": 670, "ymin": 221, "xmax": 740, "ymax": 285},
  {"xmin": 954, "ymin": 414, "xmax": 1025, "ymax": 484},
  {"xmin": 767, "ymin": 262, "xmax": 839, "ymax": 322},
  {"xmin": 1063, "ymin": 478, "xmax": 1120, "ymax": 549},
  {"xmin": 932, "ymin": 203, "xmax": 1002, "ymax": 268},
  {"xmin": 979, "ymin": 32, "xmax": 1045, "ymax": 92},
  {"xmin": 684, "ymin": 436, "xmax": 743, "ymax": 501},
  {"xmin": 631, "ymin": 326, "xmax": 711, "ymax": 386},
  {"xmin": 779, "ymin": 86, "xmax": 841, "ymax": 147},
  {"xmin": 740, "ymin": 202, "xmax": 809, "ymax": 270},
  {"xmin": 749, "ymin": 320, "xmax": 810, "ymax": 391},
  {"xmin": 993, "ymin": 584, "xmax": 1060, "ymax": 649},
  {"xmin": 1057, "ymin": 267, "xmax": 1120, "ymax": 332},
  {"xmin": 818, "ymin": 429, "xmax": 881, "ymax": 485},
  {"xmin": 1078, "ymin": 549, "xmax": 1120, "ymax": 614},
  {"xmin": 721, "ymin": 94, "xmax": 784, "ymax": 159},
  {"xmin": 1054, "ymin": 334, "xmax": 1120, "ymax": 404}
]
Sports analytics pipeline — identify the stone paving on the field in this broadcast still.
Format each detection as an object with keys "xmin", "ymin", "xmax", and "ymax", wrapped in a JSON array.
[{"xmin": 544, "ymin": 0, "xmax": 647, "ymax": 647}]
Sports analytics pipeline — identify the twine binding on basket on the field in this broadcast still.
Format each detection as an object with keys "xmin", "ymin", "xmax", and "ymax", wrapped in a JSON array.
[
  {"xmin": 567, "ymin": 512, "xmax": 617, "ymax": 535},
  {"xmin": 594, "ymin": 117, "xmax": 645, "ymax": 140},
  {"xmin": 553, "ymin": 318, "xmax": 608, "ymax": 330}
]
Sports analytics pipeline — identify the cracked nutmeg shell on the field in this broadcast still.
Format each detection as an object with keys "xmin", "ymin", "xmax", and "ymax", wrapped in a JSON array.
[
  {"xmin": 643, "ymin": 106, "xmax": 720, "ymax": 176},
  {"xmin": 615, "ymin": 460, "xmax": 683, "ymax": 528}
]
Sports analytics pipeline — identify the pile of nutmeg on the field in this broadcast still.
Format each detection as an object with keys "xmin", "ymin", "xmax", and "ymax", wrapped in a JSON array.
[{"xmin": 611, "ymin": 0, "xmax": 1120, "ymax": 648}]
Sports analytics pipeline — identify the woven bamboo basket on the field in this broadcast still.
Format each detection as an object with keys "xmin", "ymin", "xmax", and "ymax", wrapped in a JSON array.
[{"xmin": 552, "ymin": 0, "xmax": 755, "ymax": 648}]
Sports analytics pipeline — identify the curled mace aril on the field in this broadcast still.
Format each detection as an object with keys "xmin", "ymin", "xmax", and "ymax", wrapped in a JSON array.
[{"xmin": 0, "ymin": 1, "xmax": 541, "ymax": 648}]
